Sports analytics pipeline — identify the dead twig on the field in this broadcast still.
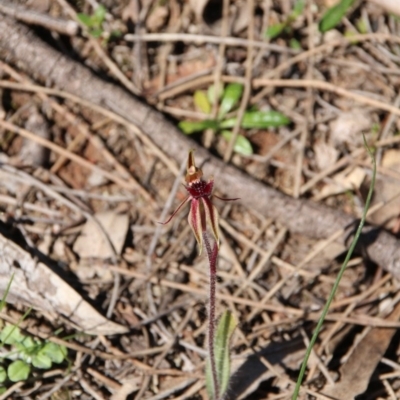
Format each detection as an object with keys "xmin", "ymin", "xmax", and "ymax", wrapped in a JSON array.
[{"xmin": 0, "ymin": 0, "xmax": 78, "ymax": 35}]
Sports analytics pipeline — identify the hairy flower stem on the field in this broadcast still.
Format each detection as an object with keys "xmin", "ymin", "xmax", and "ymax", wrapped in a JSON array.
[{"xmin": 203, "ymin": 231, "xmax": 219, "ymax": 400}]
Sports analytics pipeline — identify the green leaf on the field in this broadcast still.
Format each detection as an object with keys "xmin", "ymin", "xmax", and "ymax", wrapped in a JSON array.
[
  {"xmin": 77, "ymin": 13, "xmax": 94, "ymax": 28},
  {"xmin": 218, "ymin": 83, "xmax": 243, "ymax": 119},
  {"xmin": 355, "ymin": 17, "xmax": 368, "ymax": 34},
  {"xmin": 93, "ymin": 5, "xmax": 106, "ymax": 25},
  {"xmin": 32, "ymin": 352, "xmax": 52, "ymax": 369},
  {"xmin": 291, "ymin": 0, "xmax": 305, "ymax": 18},
  {"xmin": 265, "ymin": 23, "xmax": 286, "ymax": 39},
  {"xmin": 205, "ymin": 311, "xmax": 237, "ymax": 399},
  {"xmin": 111, "ymin": 30, "xmax": 123, "ymax": 39},
  {"xmin": 179, "ymin": 120, "xmax": 218, "ymax": 134},
  {"xmin": 40, "ymin": 342, "xmax": 67, "ymax": 364},
  {"xmin": 0, "ymin": 325, "xmax": 25, "ymax": 346},
  {"xmin": 0, "ymin": 367, "xmax": 6, "ymax": 383},
  {"xmin": 194, "ymin": 90, "xmax": 211, "ymax": 114},
  {"xmin": 0, "ymin": 274, "xmax": 13, "ymax": 312},
  {"xmin": 220, "ymin": 110, "xmax": 290, "ymax": 129},
  {"xmin": 319, "ymin": 0, "xmax": 355, "ymax": 33},
  {"xmin": 18, "ymin": 335, "xmax": 36, "ymax": 351},
  {"xmin": 207, "ymin": 84, "xmax": 222, "ymax": 106},
  {"xmin": 8, "ymin": 360, "xmax": 30, "ymax": 382},
  {"xmin": 90, "ymin": 28, "xmax": 104, "ymax": 38},
  {"xmin": 290, "ymin": 38, "xmax": 302, "ymax": 50},
  {"xmin": 220, "ymin": 131, "xmax": 253, "ymax": 156}
]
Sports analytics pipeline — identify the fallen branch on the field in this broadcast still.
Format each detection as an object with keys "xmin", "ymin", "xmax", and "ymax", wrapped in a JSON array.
[{"xmin": 0, "ymin": 15, "xmax": 399, "ymax": 278}]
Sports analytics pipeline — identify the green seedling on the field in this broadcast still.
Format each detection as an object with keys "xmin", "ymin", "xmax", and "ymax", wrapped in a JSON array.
[
  {"xmin": 265, "ymin": 0, "xmax": 305, "ymax": 39},
  {"xmin": 179, "ymin": 83, "xmax": 290, "ymax": 156},
  {"xmin": 205, "ymin": 310, "xmax": 237, "ymax": 400},
  {"xmin": 0, "ymin": 324, "xmax": 68, "ymax": 385},
  {"xmin": 319, "ymin": 0, "xmax": 356, "ymax": 33},
  {"xmin": 78, "ymin": 5, "xmax": 106, "ymax": 38},
  {"xmin": 0, "ymin": 277, "xmax": 67, "ymax": 389}
]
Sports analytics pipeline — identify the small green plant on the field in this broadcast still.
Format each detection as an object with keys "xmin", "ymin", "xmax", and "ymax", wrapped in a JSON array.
[
  {"xmin": 265, "ymin": 0, "xmax": 305, "ymax": 39},
  {"xmin": 205, "ymin": 310, "xmax": 237, "ymax": 399},
  {"xmin": 179, "ymin": 83, "xmax": 290, "ymax": 156},
  {"xmin": 319, "ymin": 0, "xmax": 356, "ymax": 33},
  {"xmin": 0, "ymin": 278, "xmax": 67, "ymax": 391},
  {"xmin": 77, "ymin": 5, "xmax": 107, "ymax": 38},
  {"xmin": 0, "ymin": 325, "xmax": 67, "ymax": 385}
]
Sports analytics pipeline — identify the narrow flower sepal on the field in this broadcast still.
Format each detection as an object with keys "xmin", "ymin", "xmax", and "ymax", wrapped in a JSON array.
[
  {"xmin": 201, "ymin": 196, "xmax": 220, "ymax": 248},
  {"xmin": 188, "ymin": 198, "xmax": 203, "ymax": 254}
]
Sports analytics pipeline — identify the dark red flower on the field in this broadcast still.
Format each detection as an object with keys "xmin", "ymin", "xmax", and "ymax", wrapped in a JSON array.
[{"xmin": 160, "ymin": 150, "xmax": 238, "ymax": 254}]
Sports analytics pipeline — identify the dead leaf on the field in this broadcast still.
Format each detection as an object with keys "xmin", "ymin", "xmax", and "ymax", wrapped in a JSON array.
[
  {"xmin": 227, "ymin": 338, "xmax": 304, "ymax": 400},
  {"xmin": 314, "ymin": 166, "xmax": 366, "ymax": 201},
  {"xmin": 122, "ymin": 0, "xmax": 139, "ymax": 24},
  {"xmin": 0, "ymin": 231, "xmax": 127, "ymax": 335},
  {"xmin": 329, "ymin": 110, "xmax": 372, "ymax": 147},
  {"xmin": 189, "ymin": 0, "xmax": 209, "ymax": 22},
  {"xmin": 146, "ymin": 5, "xmax": 169, "ymax": 32},
  {"xmin": 20, "ymin": 105, "xmax": 50, "ymax": 167},
  {"xmin": 233, "ymin": 3, "xmax": 249, "ymax": 33},
  {"xmin": 144, "ymin": 53, "xmax": 215, "ymax": 95},
  {"xmin": 368, "ymin": 149, "xmax": 400, "ymax": 230},
  {"xmin": 73, "ymin": 211, "xmax": 129, "ymax": 259},
  {"xmin": 314, "ymin": 140, "xmax": 339, "ymax": 171},
  {"xmin": 368, "ymin": 0, "xmax": 400, "ymax": 17},
  {"xmin": 110, "ymin": 381, "xmax": 139, "ymax": 400},
  {"xmin": 322, "ymin": 301, "xmax": 400, "ymax": 399}
]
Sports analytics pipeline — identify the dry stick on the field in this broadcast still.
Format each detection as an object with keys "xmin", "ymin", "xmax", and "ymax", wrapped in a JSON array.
[
  {"xmin": 1, "ymin": 17, "xmax": 400, "ymax": 278},
  {"xmin": 55, "ymin": 0, "xmax": 140, "ymax": 96},
  {"xmin": 300, "ymin": 148, "xmax": 364, "ymax": 195},
  {"xmin": 109, "ymin": 267, "xmax": 400, "ymax": 329},
  {"xmin": 0, "ymin": 80, "xmax": 179, "ymax": 177},
  {"xmin": 376, "ymin": 93, "xmax": 400, "ymax": 166},
  {"xmin": 252, "ymin": 78, "xmax": 400, "ymax": 117},
  {"xmin": 124, "ymin": 32, "xmax": 297, "ymax": 54},
  {"xmin": 0, "ymin": 60, "xmax": 136, "ymax": 181},
  {"xmin": 293, "ymin": 3, "xmax": 314, "ymax": 199},
  {"xmin": 145, "ymin": 378, "xmax": 199, "ymax": 400},
  {"xmin": 223, "ymin": 0, "xmax": 254, "ymax": 163},
  {"xmin": 205, "ymin": 0, "xmax": 230, "ymax": 149},
  {"xmin": 251, "ymin": 0, "xmax": 272, "ymax": 73},
  {"xmin": 140, "ymin": 159, "xmax": 188, "ymax": 399},
  {"xmin": 158, "ymin": 74, "xmax": 400, "ymax": 119},
  {"xmin": 247, "ymin": 227, "xmax": 345, "ymax": 321},
  {"xmin": 0, "ymin": 119, "xmax": 154, "ymax": 204},
  {"xmin": 0, "ymin": 0, "xmax": 78, "ymax": 35},
  {"xmin": 156, "ymin": 2, "xmax": 189, "ymax": 107},
  {"xmin": 233, "ymin": 226, "xmax": 287, "ymax": 298},
  {"xmin": 320, "ymin": 274, "xmax": 393, "ymax": 353},
  {"xmin": 251, "ymin": 32, "xmax": 400, "ymax": 103},
  {"xmin": 299, "ymin": 328, "xmax": 335, "ymax": 386},
  {"xmin": 109, "ymin": 265, "xmax": 303, "ymax": 315}
]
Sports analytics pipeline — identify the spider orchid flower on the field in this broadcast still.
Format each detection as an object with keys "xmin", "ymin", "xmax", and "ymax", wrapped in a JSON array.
[{"xmin": 160, "ymin": 150, "xmax": 238, "ymax": 254}]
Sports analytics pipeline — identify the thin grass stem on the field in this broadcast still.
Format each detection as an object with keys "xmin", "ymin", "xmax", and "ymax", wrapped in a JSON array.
[{"xmin": 292, "ymin": 137, "xmax": 376, "ymax": 399}]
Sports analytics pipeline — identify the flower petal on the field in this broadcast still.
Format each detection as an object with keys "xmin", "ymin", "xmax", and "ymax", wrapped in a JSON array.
[
  {"xmin": 201, "ymin": 197, "xmax": 220, "ymax": 248},
  {"xmin": 185, "ymin": 149, "xmax": 203, "ymax": 184},
  {"xmin": 188, "ymin": 198, "xmax": 203, "ymax": 254}
]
